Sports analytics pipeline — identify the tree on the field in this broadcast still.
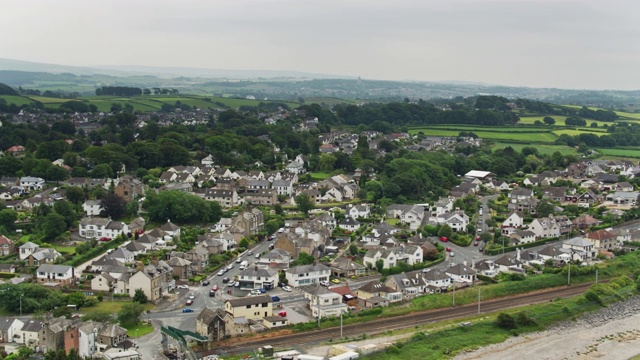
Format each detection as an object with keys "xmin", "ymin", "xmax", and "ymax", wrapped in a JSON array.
[
  {"xmin": 535, "ymin": 200, "xmax": 555, "ymax": 218},
  {"xmin": 42, "ymin": 212, "xmax": 67, "ymax": 241},
  {"xmin": 239, "ymin": 238, "xmax": 250, "ymax": 250},
  {"xmin": 437, "ymin": 225, "xmax": 452, "ymax": 238},
  {"xmin": 132, "ymin": 289, "xmax": 148, "ymax": 304},
  {"xmin": 292, "ymin": 252, "xmax": 315, "ymax": 266},
  {"xmin": 143, "ymin": 191, "xmax": 222, "ymax": 224},
  {"xmin": 295, "ymin": 193, "xmax": 315, "ymax": 217},
  {"xmin": 100, "ymin": 193, "xmax": 127, "ymax": 220},
  {"xmin": 349, "ymin": 243, "xmax": 359, "ymax": 256},
  {"xmin": 46, "ymin": 166, "xmax": 69, "ymax": 183},
  {"xmin": 64, "ymin": 186, "xmax": 85, "ymax": 204},
  {"xmin": 0, "ymin": 209, "xmax": 18, "ymax": 232},
  {"xmin": 90, "ymin": 163, "xmax": 114, "ymax": 179},
  {"xmin": 375, "ymin": 259, "xmax": 384, "ymax": 272},
  {"xmin": 543, "ymin": 116, "xmax": 556, "ymax": 125},
  {"xmin": 117, "ymin": 302, "xmax": 144, "ymax": 327}
]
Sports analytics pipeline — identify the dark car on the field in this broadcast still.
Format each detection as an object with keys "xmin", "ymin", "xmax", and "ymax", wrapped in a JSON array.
[
  {"xmin": 182, "ymin": 308, "xmax": 194, "ymax": 313},
  {"xmin": 201, "ymin": 280, "xmax": 210, "ymax": 286},
  {"xmin": 222, "ymin": 277, "xmax": 230, "ymax": 283}
]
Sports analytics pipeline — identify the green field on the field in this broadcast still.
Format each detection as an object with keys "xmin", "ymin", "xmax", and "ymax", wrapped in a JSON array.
[
  {"xmin": 596, "ymin": 148, "xmax": 640, "ymax": 158},
  {"xmin": 553, "ymin": 129, "xmax": 607, "ymax": 137},
  {"xmin": 0, "ymin": 94, "xmax": 301, "ymax": 111},
  {"xmin": 492, "ymin": 142, "xmax": 578, "ymax": 156},
  {"xmin": 409, "ymin": 127, "xmax": 558, "ymax": 143},
  {"xmin": 519, "ymin": 116, "xmax": 614, "ymax": 128}
]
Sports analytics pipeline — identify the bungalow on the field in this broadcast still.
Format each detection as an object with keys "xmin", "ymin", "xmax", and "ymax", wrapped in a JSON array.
[
  {"xmin": 36, "ymin": 264, "xmax": 76, "ymax": 286},
  {"xmin": 384, "ymin": 273, "xmax": 423, "ymax": 299},
  {"xmin": 329, "ymin": 256, "xmax": 367, "ymax": 278},
  {"xmin": 338, "ymin": 217, "xmax": 361, "ymax": 232},
  {"xmin": 356, "ymin": 281, "xmax": 402, "ymax": 303},
  {"xmin": 445, "ymin": 264, "xmax": 476, "ymax": 284}
]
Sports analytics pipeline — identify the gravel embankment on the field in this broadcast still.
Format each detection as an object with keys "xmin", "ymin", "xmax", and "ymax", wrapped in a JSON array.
[{"xmin": 454, "ymin": 295, "xmax": 640, "ymax": 360}]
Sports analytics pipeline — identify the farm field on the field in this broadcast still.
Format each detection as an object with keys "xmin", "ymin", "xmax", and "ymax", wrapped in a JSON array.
[
  {"xmin": 552, "ymin": 129, "xmax": 607, "ymax": 137},
  {"xmin": 409, "ymin": 127, "xmax": 558, "ymax": 143},
  {"xmin": 492, "ymin": 142, "xmax": 578, "ymax": 156},
  {"xmin": 0, "ymin": 94, "xmax": 300, "ymax": 111},
  {"xmin": 518, "ymin": 116, "xmax": 614, "ymax": 128},
  {"xmin": 596, "ymin": 148, "xmax": 640, "ymax": 158}
]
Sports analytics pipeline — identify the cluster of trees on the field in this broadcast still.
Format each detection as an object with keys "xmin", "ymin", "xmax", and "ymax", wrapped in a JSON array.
[
  {"xmin": 564, "ymin": 116, "xmax": 587, "ymax": 126},
  {"xmin": 148, "ymin": 87, "xmax": 179, "ymax": 95},
  {"xmin": 577, "ymin": 106, "xmax": 618, "ymax": 122},
  {"xmin": 556, "ymin": 122, "xmax": 640, "ymax": 148},
  {"xmin": 333, "ymin": 101, "xmax": 519, "ymax": 128},
  {"xmin": 142, "ymin": 191, "xmax": 222, "ymax": 224},
  {"xmin": 95, "ymin": 86, "xmax": 142, "ymax": 96}
]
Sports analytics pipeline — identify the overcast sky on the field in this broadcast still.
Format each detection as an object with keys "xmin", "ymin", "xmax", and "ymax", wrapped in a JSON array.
[{"xmin": 1, "ymin": 0, "xmax": 639, "ymax": 90}]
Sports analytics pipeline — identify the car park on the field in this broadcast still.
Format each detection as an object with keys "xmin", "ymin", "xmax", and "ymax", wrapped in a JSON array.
[
  {"xmin": 182, "ymin": 308, "xmax": 194, "ymax": 313},
  {"xmin": 282, "ymin": 286, "xmax": 292, "ymax": 292}
]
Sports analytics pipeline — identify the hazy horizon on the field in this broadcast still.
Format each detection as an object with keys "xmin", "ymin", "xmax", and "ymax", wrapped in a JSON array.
[{"xmin": 1, "ymin": 0, "xmax": 639, "ymax": 90}]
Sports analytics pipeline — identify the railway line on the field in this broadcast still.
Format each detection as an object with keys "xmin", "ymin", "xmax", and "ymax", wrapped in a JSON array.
[{"xmin": 205, "ymin": 281, "xmax": 594, "ymax": 356}]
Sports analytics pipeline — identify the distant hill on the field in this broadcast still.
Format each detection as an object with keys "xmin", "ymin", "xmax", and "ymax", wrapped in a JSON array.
[
  {"xmin": 0, "ymin": 82, "xmax": 18, "ymax": 95},
  {"xmin": 0, "ymin": 58, "xmax": 351, "ymax": 80}
]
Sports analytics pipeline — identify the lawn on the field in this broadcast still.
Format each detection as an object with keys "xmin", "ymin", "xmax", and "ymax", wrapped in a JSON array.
[
  {"xmin": 80, "ymin": 300, "xmax": 154, "ymax": 316},
  {"xmin": 309, "ymin": 172, "xmax": 332, "ymax": 180},
  {"xmin": 124, "ymin": 322, "xmax": 154, "ymax": 338},
  {"xmin": 52, "ymin": 245, "xmax": 76, "ymax": 255}
]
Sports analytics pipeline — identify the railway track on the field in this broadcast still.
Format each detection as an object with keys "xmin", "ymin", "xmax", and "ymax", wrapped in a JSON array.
[{"xmin": 204, "ymin": 282, "xmax": 593, "ymax": 356}]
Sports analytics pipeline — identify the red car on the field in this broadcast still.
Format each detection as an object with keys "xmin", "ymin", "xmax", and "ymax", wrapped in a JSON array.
[
  {"xmin": 211, "ymin": 285, "xmax": 218, "ymax": 291},
  {"xmin": 445, "ymin": 247, "xmax": 452, "ymax": 252},
  {"xmin": 186, "ymin": 299, "xmax": 193, "ymax": 306},
  {"xmin": 278, "ymin": 311, "xmax": 287, "ymax": 317},
  {"xmin": 99, "ymin": 237, "xmax": 111, "ymax": 242},
  {"xmin": 473, "ymin": 242, "xmax": 479, "ymax": 246},
  {"xmin": 440, "ymin": 237, "xmax": 448, "ymax": 242}
]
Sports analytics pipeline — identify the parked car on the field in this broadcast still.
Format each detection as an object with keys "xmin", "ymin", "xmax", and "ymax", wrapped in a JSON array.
[
  {"xmin": 330, "ymin": 279, "xmax": 340, "ymax": 284},
  {"xmin": 250, "ymin": 289, "xmax": 262, "ymax": 295},
  {"xmin": 217, "ymin": 270, "xmax": 225, "ymax": 276},
  {"xmin": 182, "ymin": 308, "xmax": 194, "ymax": 313},
  {"xmin": 445, "ymin": 247, "xmax": 452, "ymax": 252},
  {"xmin": 226, "ymin": 264, "xmax": 233, "ymax": 270},
  {"xmin": 227, "ymin": 281, "xmax": 235, "ymax": 287},
  {"xmin": 450, "ymin": 252, "xmax": 455, "ymax": 257},
  {"xmin": 271, "ymin": 295, "xmax": 281, "ymax": 302},
  {"xmin": 473, "ymin": 241, "xmax": 479, "ymax": 246},
  {"xmin": 185, "ymin": 299, "xmax": 193, "ymax": 306},
  {"xmin": 188, "ymin": 294, "xmax": 195, "ymax": 300},
  {"xmin": 258, "ymin": 288, "xmax": 267, "ymax": 293},
  {"xmin": 282, "ymin": 285, "xmax": 292, "ymax": 292},
  {"xmin": 99, "ymin": 237, "xmax": 111, "ymax": 242},
  {"xmin": 177, "ymin": 284, "xmax": 189, "ymax": 289},
  {"xmin": 440, "ymin": 237, "xmax": 449, "ymax": 242},
  {"xmin": 320, "ymin": 280, "xmax": 330, "ymax": 287},
  {"xmin": 201, "ymin": 280, "xmax": 210, "ymax": 286},
  {"xmin": 277, "ymin": 311, "xmax": 287, "ymax": 317},
  {"xmin": 248, "ymin": 250, "xmax": 253, "ymax": 255},
  {"xmin": 236, "ymin": 258, "xmax": 242, "ymax": 263}
]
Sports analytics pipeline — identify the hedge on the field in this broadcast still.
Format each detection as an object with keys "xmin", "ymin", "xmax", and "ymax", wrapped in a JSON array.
[
  {"xmin": 484, "ymin": 236, "xmax": 560, "ymax": 256},
  {"xmin": 65, "ymin": 236, "xmax": 126, "ymax": 267}
]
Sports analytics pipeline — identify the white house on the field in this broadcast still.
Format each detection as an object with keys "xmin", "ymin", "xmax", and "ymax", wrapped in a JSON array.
[
  {"xmin": 19, "ymin": 177, "xmax": 45, "ymax": 192},
  {"xmin": 445, "ymin": 264, "xmax": 476, "ymax": 284},
  {"xmin": 562, "ymin": 237, "xmax": 596, "ymax": 261},
  {"xmin": 363, "ymin": 245, "xmax": 423, "ymax": 269},
  {"xmin": 36, "ymin": 264, "xmax": 76, "ymax": 286},
  {"xmin": 18, "ymin": 241, "xmax": 40, "ymax": 260},
  {"xmin": 348, "ymin": 204, "xmax": 371, "ymax": 219},
  {"xmin": 338, "ymin": 217, "xmax": 361, "ymax": 232},
  {"xmin": 82, "ymin": 200, "xmax": 103, "ymax": 216},
  {"xmin": 305, "ymin": 286, "xmax": 348, "ymax": 318},
  {"xmin": 285, "ymin": 264, "xmax": 331, "ymax": 287},
  {"xmin": 503, "ymin": 211, "xmax": 524, "ymax": 228},
  {"xmin": 106, "ymin": 248, "xmax": 135, "ymax": 264},
  {"xmin": 236, "ymin": 267, "xmax": 279, "ymax": 290}
]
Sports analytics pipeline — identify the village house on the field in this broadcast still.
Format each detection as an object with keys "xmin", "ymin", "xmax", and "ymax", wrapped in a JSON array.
[
  {"xmin": 36, "ymin": 264, "xmax": 76, "ymax": 287},
  {"xmin": 285, "ymin": 263, "xmax": 331, "ymax": 287},
  {"xmin": 224, "ymin": 294, "xmax": 273, "ymax": 321}
]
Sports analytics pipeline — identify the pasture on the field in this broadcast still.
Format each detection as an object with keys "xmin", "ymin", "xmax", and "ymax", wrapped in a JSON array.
[
  {"xmin": 492, "ymin": 142, "xmax": 578, "ymax": 156},
  {"xmin": 409, "ymin": 126, "xmax": 558, "ymax": 143},
  {"xmin": 552, "ymin": 129, "xmax": 607, "ymax": 137},
  {"xmin": 596, "ymin": 148, "xmax": 640, "ymax": 158}
]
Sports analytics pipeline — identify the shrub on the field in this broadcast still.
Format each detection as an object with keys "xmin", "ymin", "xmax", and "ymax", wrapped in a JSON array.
[{"xmin": 496, "ymin": 313, "xmax": 516, "ymax": 329}]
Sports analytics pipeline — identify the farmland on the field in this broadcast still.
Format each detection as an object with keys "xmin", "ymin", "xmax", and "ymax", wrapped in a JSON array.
[
  {"xmin": 409, "ymin": 126, "xmax": 559, "ymax": 143},
  {"xmin": 595, "ymin": 148, "xmax": 640, "ymax": 158},
  {"xmin": 491, "ymin": 142, "xmax": 578, "ymax": 156},
  {"xmin": 0, "ymin": 94, "xmax": 300, "ymax": 111}
]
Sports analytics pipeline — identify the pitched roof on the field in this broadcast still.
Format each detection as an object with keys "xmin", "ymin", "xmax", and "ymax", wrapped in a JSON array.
[{"xmin": 227, "ymin": 294, "xmax": 272, "ymax": 308}]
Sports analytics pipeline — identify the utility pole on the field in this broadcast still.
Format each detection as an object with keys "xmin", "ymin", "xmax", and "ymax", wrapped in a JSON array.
[
  {"xmin": 595, "ymin": 269, "xmax": 598, "ymax": 284},
  {"xmin": 340, "ymin": 311, "xmax": 343, "ymax": 339},
  {"xmin": 316, "ymin": 281, "xmax": 321, "ymax": 328},
  {"xmin": 452, "ymin": 282, "xmax": 456, "ymax": 307},
  {"xmin": 478, "ymin": 288, "xmax": 481, "ymax": 314},
  {"xmin": 567, "ymin": 263, "xmax": 571, "ymax": 285}
]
